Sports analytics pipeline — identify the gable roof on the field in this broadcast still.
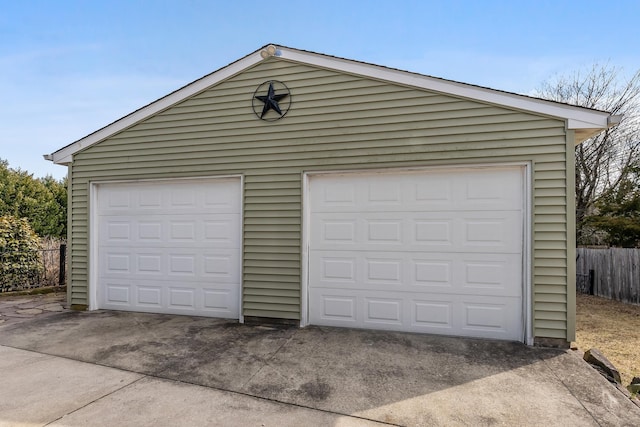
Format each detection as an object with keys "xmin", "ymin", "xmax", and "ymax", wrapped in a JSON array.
[{"xmin": 45, "ymin": 44, "xmax": 618, "ymax": 165}]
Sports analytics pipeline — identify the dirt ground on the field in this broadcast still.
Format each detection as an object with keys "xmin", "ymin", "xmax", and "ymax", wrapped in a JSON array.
[{"xmin": 575, "ymin": 293, "xmax": 640, "ymax": 387}]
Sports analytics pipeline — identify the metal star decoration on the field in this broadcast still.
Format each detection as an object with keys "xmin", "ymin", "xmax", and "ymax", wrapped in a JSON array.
[{"xmin": 254, "ymin": 81, "xmax": 289, "ymax": 119}]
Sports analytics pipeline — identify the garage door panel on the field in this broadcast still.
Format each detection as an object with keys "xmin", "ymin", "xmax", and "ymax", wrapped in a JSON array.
[
  {"xmin": 168, "ymin": 287, "xmax": 196, "ymax": 309},
  {"xmin": 104, "ymin": 252, "xmax": 131, "ymax": 274},
  {"xmin": 202, "ymin": 289, "xmax": 236, "ymax": 313},
  {"xmin": 100, "ymin": 248, "xmax": 241, "ymax": 283},
  {"xmin": 460, "ymin": 295, "xmax": 522, "ymax": 336},
  {"xmin": 137, "ymin": 253, "xmax": 162, "ymax": 274},
  {"xmin": 100, "ymin": 188, "xmax": 132, "ymax": 211},
  {"xmin": 137, "ymin": 285, "xmax": 162, "ymax": 306},
  {"xmin": 413, "ymin": 299, "xmax": 453, "ymax": 330},
  {"xmin": 203, "ymin": 216, "xmax": 241, "ymax": 245},
  {"xmin": 138, "ymin": 221, "xmax": 163, "ymax": 241},
  {"xmin": 463, "ymin": 171, "xmax": 522, "ymax": 209},
  {"xmin": 97, "ymin": 178, "xmax": 241, "ymax": 318},
  {"xmin": 414, "ymin": 259, "xmax": 453, "ymax": 287},
  {"xmin": 99, "ymin": 179, "xmax": 240, "ymax": 214},
  {"xmin": 100, "ymin": 206, "xmax": 239, "ymax": 216},
  {"xmin": 311, "ymin": 211, "xmax": 521, "ymax": 253},
  {"xmin": 102, "ymin": 280, "xmax": 163, "ymax": 308},
  {"xmin": 203, "ymin": 182, "xmax": 242, "ymax": 210},
  {"xmin": 311, "ymin": 250, "xmax": 521, "ymax": 297},
  {"xmin": 100, "ymin": 214, "xmax": 240, "ymax": 249},
  {"xmin": 103, "ymin": 221, "xmax": 132, "ymax": 242},
  {"xmin": 202, "ymin": 252, "xmax": 241, "ymax": 281},
  {"xmin": 100, "ymin": 278, "xmax": 239, "ymax": 318},
  {"xmin": 105, "ymin": 282, "xmax": 131, "ymax": 306},
  {"xmin": 316, "ymin": 294, "xmax": 357, "ymax": 323},
  {"xmin": 365, "ymin": 297, "xmax": 404, "ymax": 326},
  {"xmin": 462, "ymin": 256, "xmax": 520, "ymax": 291},
  {"xmin": 310, "ymin": 167, "xmax": 523, "ymax": 213},
  {"xmin": 308, "ymin": 167, "xmax": 525, "ymax": 341},
  {"xmin": 461, "ymin": 212, "xmax": 522, "ymax": 252},
  {"xmin": 310, "ymin": 288, "xmax": 521, "ymax": 339}
]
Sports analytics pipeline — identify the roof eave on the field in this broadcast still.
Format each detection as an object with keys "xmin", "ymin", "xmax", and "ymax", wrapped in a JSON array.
[
  {"xmin": 276, "ymin": 47, "xmax": 613, "ymax": 136},
  {"xmin": 47, "ymin": 45, "xmax": 272, "ymax": 165},
  {"xmin": 45, "ymin": 44, "xmax": 615, "ymax": 164},
  {"xmin": 572, "ymin": 114, "xmax": 622, "ymax": 145}
]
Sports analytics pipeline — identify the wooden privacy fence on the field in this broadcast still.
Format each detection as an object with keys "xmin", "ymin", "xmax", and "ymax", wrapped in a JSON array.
[{"xmin": 576, "ymin": 247, "xmax": 640, "ymax": 305}]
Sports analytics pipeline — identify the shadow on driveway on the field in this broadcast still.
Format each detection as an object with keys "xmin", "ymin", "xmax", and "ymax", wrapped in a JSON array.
[{"xmin": 1, "ymin": 306, "xmax": 638, "ymax": 426}]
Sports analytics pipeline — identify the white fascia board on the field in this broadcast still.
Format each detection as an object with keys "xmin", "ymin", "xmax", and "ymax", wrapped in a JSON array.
[
  {"xmin": 50, "ymin": 49, "xmax": 265, "ymax": 164},
  {"xmin": 49, "ymin": 44, "xmax": 613, "ymax": 163},
  {"xmin": 276, "ymin": 47, "xmax": 611, "ymax": 132},
  {"xmin": 568, "ymin": 118, "xmax": 609, "ymax": 129}
]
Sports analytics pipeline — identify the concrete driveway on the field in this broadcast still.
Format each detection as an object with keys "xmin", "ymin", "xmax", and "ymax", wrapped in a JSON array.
[{"xmin": 0, "ymin": 294, "xmax": 638, "ymax": 426}]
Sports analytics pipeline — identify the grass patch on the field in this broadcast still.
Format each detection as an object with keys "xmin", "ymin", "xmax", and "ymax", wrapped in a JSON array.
[{"xmin": 576, "ymin": 293, "xmax": 640, "ymax": 386}]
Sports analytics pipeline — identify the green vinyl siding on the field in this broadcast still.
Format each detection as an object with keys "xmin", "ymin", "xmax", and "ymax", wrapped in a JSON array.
[{"xmin": 68, "ymin": 58, "xmax": 573, "ymax": 339}]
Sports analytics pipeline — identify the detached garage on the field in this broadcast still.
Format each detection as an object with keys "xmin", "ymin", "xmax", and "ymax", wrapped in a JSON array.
[{"xmin": 45, "ymin": 44, "xmax": 614, "ymax": 346}]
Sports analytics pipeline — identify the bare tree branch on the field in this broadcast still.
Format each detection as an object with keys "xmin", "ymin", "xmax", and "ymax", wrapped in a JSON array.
[{"xmin": 535, "ymin": 63, "xmax": 640, "ymax": 244}]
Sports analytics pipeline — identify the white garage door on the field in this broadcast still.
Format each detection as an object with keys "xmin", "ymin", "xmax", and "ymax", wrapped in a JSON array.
[
  {"xmin": 308, "ymin": 166, "xmax": 525, "ymax": 341},
  {"xmin": 95, "ymin": 177, "xmax": 241, "ymax": 318}
]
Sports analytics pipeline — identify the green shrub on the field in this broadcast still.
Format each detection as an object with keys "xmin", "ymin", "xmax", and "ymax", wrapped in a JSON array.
[
  {"xmin": 0, "ymin": 216, "xmax": 42, "ymax": 291},
  {"xmin": 0, "ymin": 159, "xmax": 67, "ymax": 239}
]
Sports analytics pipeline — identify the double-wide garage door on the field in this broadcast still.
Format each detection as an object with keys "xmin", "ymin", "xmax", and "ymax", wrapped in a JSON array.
[
  {"xmin": 308, "ymin": 166, "xmax": 525, "ymax": 341},
  {"xmin": 96, "ymin": 178, "xmax": 241, "ymax": 318}
]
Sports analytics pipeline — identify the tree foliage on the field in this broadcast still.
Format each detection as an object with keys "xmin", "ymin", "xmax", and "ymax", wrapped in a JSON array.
[
  {"xmin": 536, "ymin": 64, "xmax": 640, "ymax": 245},
  {"xmin": 0, "ymin": 215, "xmax": 42, "ymax": 291},
  {"xmin": 587, "ymin": 169, "xmax": 640, "ymax": 247},
  {"xmin": 0, "ymin": 159, "xmax": 67, "ymax": 239}
]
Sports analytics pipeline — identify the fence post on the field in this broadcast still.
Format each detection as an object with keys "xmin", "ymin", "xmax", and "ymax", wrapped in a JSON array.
[
  {"xmin": 588, "ymin": 269, "xmax": 595, "ymax": 295},
  {"xmin": 59, "ymin": 244, "xmax": 66, "ymax": 287}
]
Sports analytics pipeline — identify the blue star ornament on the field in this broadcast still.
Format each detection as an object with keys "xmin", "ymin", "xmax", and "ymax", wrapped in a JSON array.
[{"xmin": 255, "ymin": 82, "xmax": 289, "ymax": 118}]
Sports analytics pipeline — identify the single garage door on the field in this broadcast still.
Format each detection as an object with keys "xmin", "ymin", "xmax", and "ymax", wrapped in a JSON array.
[
  {"xmin": 95, "ymin": 177, "xmax": 241, "ymax": 318},
  {"xmin": 308, "ymin": 166, "xmax": 525, "ymax": 341}
]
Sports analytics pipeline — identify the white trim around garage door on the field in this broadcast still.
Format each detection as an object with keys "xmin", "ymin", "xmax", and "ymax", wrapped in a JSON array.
[
  {"xmin": 302, "ymin": 163, "xmax": 532, "ymax": 343},
  {"xmin": 89, "ymin": 175, "xmax": 244, "ymax": 322}
]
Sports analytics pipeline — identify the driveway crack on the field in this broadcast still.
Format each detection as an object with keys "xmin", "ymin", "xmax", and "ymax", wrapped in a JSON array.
[
  {"xmin": 43, "ymin": 375, "xmax": 147, "ymax": 426},
  {"xmin": 239, "ymin": 327, "xmax": 298, "ymax": 390},
  {"xmin": 538, "ymin": 352, "xmax": 602, "ymax": 427}
]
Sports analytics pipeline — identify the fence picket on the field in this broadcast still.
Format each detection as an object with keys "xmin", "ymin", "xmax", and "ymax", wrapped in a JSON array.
[{"xmin": 577, "ymin": 248, "xmax": 640, "ymax": 305}]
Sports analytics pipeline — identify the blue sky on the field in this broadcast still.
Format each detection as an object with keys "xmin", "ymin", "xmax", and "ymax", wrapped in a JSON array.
[{"xmin": 2, "ymin": 0, "xmax": 640, "ymax": 180}]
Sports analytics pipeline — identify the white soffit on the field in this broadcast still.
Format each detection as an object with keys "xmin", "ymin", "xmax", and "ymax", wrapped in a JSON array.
[{"xmin": 47, "ymin": 44, "xmax": 613, "ymax": 164}]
